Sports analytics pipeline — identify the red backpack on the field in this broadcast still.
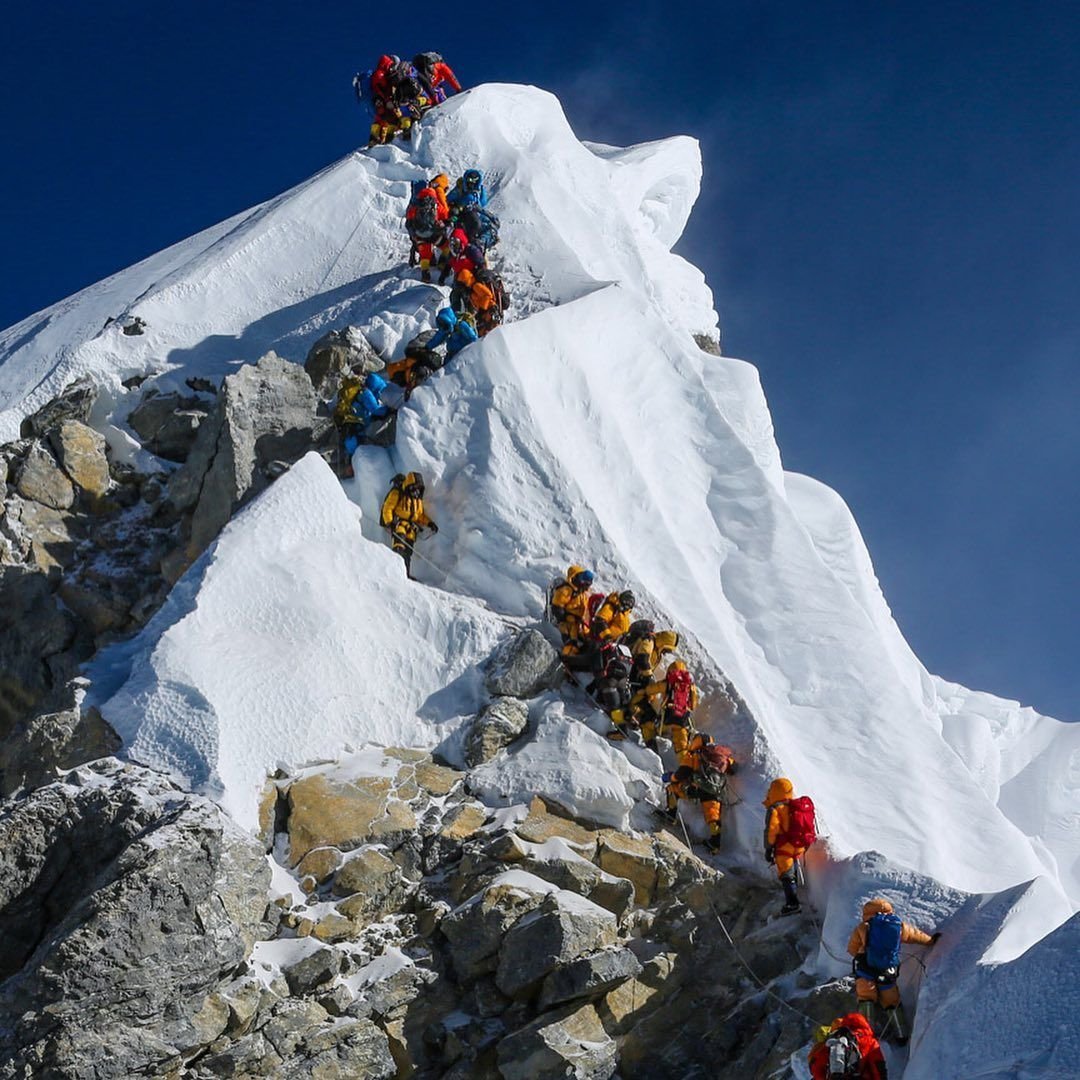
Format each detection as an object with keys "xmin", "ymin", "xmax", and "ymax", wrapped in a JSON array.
[
  {"xmin": 780, "ymin": 795, "xmax": 817, "ymax": 850},
  {"xmin": 666, "ymin": 669, "xmax": 693, "ymax": 716}
]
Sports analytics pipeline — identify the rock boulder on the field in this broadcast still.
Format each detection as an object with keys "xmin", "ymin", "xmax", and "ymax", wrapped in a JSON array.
[
  {"xmin": 0, "ymin": 759, "xmax": 271, "ymax": 1077},
  {"xmin": 484, "ymin": 629, "xmax": 562, "ymax": 699},
  {"xmin": 465, "ymin": 695, "xmax": 530, "ymax": 767}
]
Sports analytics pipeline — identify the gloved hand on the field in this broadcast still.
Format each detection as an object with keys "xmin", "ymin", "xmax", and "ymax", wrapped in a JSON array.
[
  {"xmin": 661, "ymin": 772, "xmax": 674, "ymax": 784},
  {"xmin": 930, "ymin": 932, "xmax": 942, "ymax": 944},
  {"xmin": 428, "ymin": 522, "xmax": 439, "ymax": 534},
  {"xmin": 726, "ymin": 761, "xmax": 738, "ymax": 775}
]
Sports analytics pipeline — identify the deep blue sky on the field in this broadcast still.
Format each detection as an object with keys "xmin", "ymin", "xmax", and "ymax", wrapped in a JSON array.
[{"xmin": 2, "ymin": 3, "xmax": 1077, "ymax": 720}]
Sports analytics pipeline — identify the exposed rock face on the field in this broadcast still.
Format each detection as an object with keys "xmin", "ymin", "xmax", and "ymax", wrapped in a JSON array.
[
  {"xmin": 0, "ymin": 565, "xmax": 80, "ymax": 732},
  {"xmin": 127, "ymin": 390, "xmax": 212, "ymax": 462},
  {"xmin": 466, "ymin": 695, "xmax": 530, "ymax": 767},
  {"xmin": 286, "ymin": 773, "xmax": 417, "ymax": 867},
  {"xmin": 484, "ymin": 629, "xmax": 563, "ymax": 698},
  {"xmin": 15, "ymin": 441, "xmax": 75, "ymax": 510},
  {"xmin": 538, "ymin": 947, "xmax": 643, "ymax": 1010},
  {"xmin": 0, "ymin": 703, "xmax": 121, "ymax": 797},
  {"xmin": 0, "ymin": 759, "xmax": 271, "ymax": 1078},
  {"xmin": 167, "ymin": 352, "xmax": 318, "ymax": 578},
  {"xmin": 497, "ymin": 1002, "xmax": 617, "ymax": 1080},
  {"xmin": 49, "ymin": 419, "xmax": 111, "ymax": 502},
  {"xmin": 18, "ymin": 376, "xmax": 97, "ymax": 439},
  {"xmin": 304, "ymin": 327, "xmax": 383, "ymax": 400},
  {"xmin": 495, "ymin": 891, "xmax": 619, "ymax": 999}
]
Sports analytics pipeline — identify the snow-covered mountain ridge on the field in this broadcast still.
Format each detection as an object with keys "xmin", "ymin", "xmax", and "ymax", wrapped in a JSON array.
[{"xmin": 2, "ymin": 82, "xmax": 1078, "ymax": 1078}]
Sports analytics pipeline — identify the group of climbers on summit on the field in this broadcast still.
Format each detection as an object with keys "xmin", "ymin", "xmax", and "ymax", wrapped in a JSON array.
[{"xmin": 355, "ymin": 52, "xmax": 461, "ymax": 146}]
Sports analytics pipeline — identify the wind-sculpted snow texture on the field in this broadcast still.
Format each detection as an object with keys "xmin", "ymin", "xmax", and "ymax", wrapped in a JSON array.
[
  {"xmin": 3, "ymin": 83, "xmax": 1078, "ymax": 1076},
  {"xmin": 93, "ymin": 453, "xmax": 505, "ymax": 830}
]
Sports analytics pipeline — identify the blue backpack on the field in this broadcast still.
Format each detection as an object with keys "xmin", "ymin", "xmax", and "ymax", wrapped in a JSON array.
[{"xmin": 864, "ymin": 912, "xmax": 903, "ymax": 973}]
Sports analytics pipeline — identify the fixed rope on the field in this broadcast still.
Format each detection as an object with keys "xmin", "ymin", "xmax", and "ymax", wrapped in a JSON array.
[{"xmin": 673, "ymin": 808, "xmax": 821, "ymax": 1026}]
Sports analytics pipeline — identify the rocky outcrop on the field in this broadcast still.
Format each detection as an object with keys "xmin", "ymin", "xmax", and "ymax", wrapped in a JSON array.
[
  {"xmin": 466, "ymin": 695, "xmax": 530, "ymax": 767},
  {"xmin": 50, "ymin": 420, "xmax": 110, "ymax": 502},
  {"xmin": 0, "ymin": 759, "xmax": 271, "ymax": 1078},
  {"xmin": 166, "ymin": 352, "xmax": 318, "ymax": 579},
  {"xmin": 497, "ymin": 1003, "xmax": 617, "ymax": 1080},
  {"xmin": 128, "ymin": 390, "xmax": 212, "ymax": 462},
  {"xmin": 484, "ymin": 629, "xmax": 563, "ymax": 698},
  {"xmin": 304, "ymin": 327, "xmax": 383, "ymax": 400},
  {"xmin": 18, "ymin": 376, "xmax": 97, "ymax": 439},
  {"xmin": 495, "ymin": 891, "xmax": 619, "ymax": 998},
  {"xmin": 0, "ymin": 702, "xmax": 120, "ymax": 797},
  {"xmin": 15, "ymin": 441, "xmax": 75, "ymax": 510}
]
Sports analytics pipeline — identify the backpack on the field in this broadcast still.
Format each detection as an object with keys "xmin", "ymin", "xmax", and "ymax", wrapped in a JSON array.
[
  {"xmin": 333, "ymin": 377, "xmax": 363, "ymax": 424},
  {"xmin": 824, "ymin": 1031, "xmax": 861, "ymax": 1077},
  {"xmin": 864, "ymin": 912, "xmax": 904, "ymax": 974},
  {"xmin": 625, "ymin": 619, "xmax": 656, "ymax": 649},
  {"xmin": 587, "ymin": 592, "xmax": 607, "ymax": 623},
  {"xmin": 413, "ymin": 51, "xmax": 443, "ymax": 74},
  {"xmin": 779, "ymin": 795, "xmax": 817, "ymax": 850},
  {"xmin": 410, "ymin": 196, "xmax": 440, "ymax": 238},
  {"xmin": 692, "ymin": 745, "xmax": 733, "ymax": 800},
  {"xmin": 667, "ymin": 669, "xmax": 693, "ymax": 716}
]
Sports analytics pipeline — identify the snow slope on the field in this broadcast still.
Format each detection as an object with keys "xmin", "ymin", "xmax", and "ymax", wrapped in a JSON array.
[
  {"xmin": 5, "ymin": 86, "xmax": 1078, "ymax": 1062},
  {"xmin": 92, "ymin": 452, "xmax": 506, "ymax": 830}
]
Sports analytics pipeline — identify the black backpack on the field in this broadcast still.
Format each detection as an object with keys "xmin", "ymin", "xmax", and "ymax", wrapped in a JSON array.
[
  {"xmin": 410, "ymin": 196, "xmax": 440, "ymax": 238},
  {"xmin": 413, "ymin": 52, "xmax": 443, "ymax": 75},
  {"xmin": 625, "ymin": 619, "xmax": 656, "ymax": 647}
]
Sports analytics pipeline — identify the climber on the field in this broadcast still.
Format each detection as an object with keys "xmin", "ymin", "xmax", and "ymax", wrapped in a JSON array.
[
  {"xmin": 461, "ymin": 268, "xmax": 509, "ymax": 336},
  {"xmin": 661, "ymin": 734, "xmax": 736, "ymax": 851},
  {"xmin": 426, "ymin": 307, "xmax": 479, "ymax": 360},
  {"xmin": 413, "ymin": 52, "xmax": 462, "ymax": 104},
  {"xmin": 333, "ymin": 371, "xmax": 394, "ymax": 476},
  {"xmin": 380, "ymin": 472, "xmax": 437, "ymax": 579},
  {"xmin": 385, "ymin": 333, "xmax": 443, "ymax": 400},
  {"xmin": 632, "ymin": 659, "xmax": 698, "ymax": 755},
  {"xmin": 406, "ymin": 184, "xmax": 449, "ymax": 281},
  {"xmin": 447, "ymin": 169, "xmax": 489, "ymax": 216},
  {"xmin": 763, "ymin": 778, "xmax": 817, "ymax": 915},
  {"xmin": 387, "ymin": 59, "xmax": 427, "ymax": 114},
  {"xmin": 591, "ymin": 590, "xmax": 637, "ymax": 644},
  {"xmin": 429, "ymin": 173, "xmax": 452, "ymax": 217},
  {"xmin": 368, "ymin": 54, "xmax": 397, "ymax": 104},
  {"xmin": 368, "ymin": 96, "xmax": 409, "ymax": 147},
  {"xmin": 848, "ymin": 898, "xmax": 938, "ymax": 1044},
  {"xmin": 808, "ymin": 1013, "xmax": 888, "ymax": 1079},
  {"xmin": 589, "ymin": 656, "xmax": 634, "ymax": 739},
  {"xmin": 628, "ymin": 623, "xmax": 680, "ymax": 692},
  {"xmin": 457, "ymin": 205, "xmax": 500, "ymax": 252},
  {"xmin": 440, "ymin": 228, "xmax": 486, "ymax": 289},
  {"xmin": 550, "ymin": 566, "xmax": 596, "ymax": 653}
]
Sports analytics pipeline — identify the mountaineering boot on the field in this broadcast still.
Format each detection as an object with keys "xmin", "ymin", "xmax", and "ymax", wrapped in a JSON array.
[
  {"xmin": 780, "ymin": 872, "xmax": 801, "ymax": 915},
  {"xmin": 705, "ymin": 826, "xmax": 723, "ymax": 852}
]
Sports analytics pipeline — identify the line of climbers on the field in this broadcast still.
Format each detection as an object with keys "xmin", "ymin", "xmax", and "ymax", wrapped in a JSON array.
[
  {"xmin": 332, "ymin": 167, "xmax": 509, "ymax": 478},
  {"xmin": 337, "ymin": 88, "xmax": 941, "ymax": 1064},
  {"xmin": 550, "ymin": 560, "xmax": 942, "ymax": 1054},
  {"xmin": 803, "ymin": 897, "xmax": 941, "ymax": 1075},
  {"xmin": 548, "ymin": 563, "xmax": 735, "ymax": 853},
  {"xmin": 354, "ymin": 52, "xmax": 462, "ymax": 146}
]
